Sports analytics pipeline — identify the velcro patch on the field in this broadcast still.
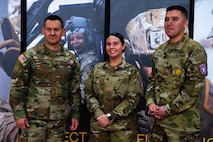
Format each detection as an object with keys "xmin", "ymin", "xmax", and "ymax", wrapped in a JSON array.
[
  {"xmin": 18, "ymin": 54, "xmax": 27, "ymax": 64},
  {"xmin": 198, "ymin": 64, "xmax": 207, "ymax": 75}
]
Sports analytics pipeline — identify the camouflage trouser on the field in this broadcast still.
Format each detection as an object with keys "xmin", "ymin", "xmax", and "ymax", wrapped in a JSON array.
[
  {"xmin": 151, "ymin": 124, "xmax": 200, "ymax": 142},
  {"xmin": 19, "ymin": 118, "xmax": 66, "ymax": 142},
  {"xmin": 89, "ymin": 128, "xmax": 137, "ymax": 142}
]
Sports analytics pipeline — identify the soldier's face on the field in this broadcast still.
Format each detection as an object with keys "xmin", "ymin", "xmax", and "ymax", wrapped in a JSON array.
[
  {"xmin": 70, "ymin": 32, "xmax": 86, "ymax": 53},
  {"xmin": 164, "ymin": 10, "xmax": 188, "ymax": 41},
  {"xmin": 42, "ymin": 20, "xmax": 65, "ymax": 46},
  {"xmin": 106, "ymin": 35, "xmax": 125, "ymax": 59}
]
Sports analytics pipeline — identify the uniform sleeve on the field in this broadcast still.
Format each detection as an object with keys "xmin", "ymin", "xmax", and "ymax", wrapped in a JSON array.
[
  {"xmin": 145, "ymin": 57, "xmax": 156, "ymax": 106},
  {"xmin": 69, "ymin": 56, "xmax": 81, "ymax": 120},
  {"xmin": 110, "ymin": 69, "xmax": 143, "ymax": 120},
  {"xmin": 9, "ymin": 53, "xmax": 30, "ymax": 120},
  {"xmin": 85, "ymin": 68, "xmax": 104, "ymax": 119},
  {"xmin": 165, "ymin": 46, "xmax": 207, "ymax": 115}
]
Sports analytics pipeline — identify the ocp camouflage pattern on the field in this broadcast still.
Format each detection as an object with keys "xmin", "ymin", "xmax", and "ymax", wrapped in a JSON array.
[
  {"xmin": 85, "ymin": 59, "xmax": 143, "ymax": 131},
  {"xmin": 146, "ymin": 34, "xmax": 208, "ymax": 131},
  {"xmin": 10, "ymin": 43, "xmax": 81, "ymax": 121}
]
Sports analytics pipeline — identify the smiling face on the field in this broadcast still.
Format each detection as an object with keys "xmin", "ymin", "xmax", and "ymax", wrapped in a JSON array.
[
  {"xmin": 164, "ymin": 10, "xmax": 188, "ymax": 43},
  {"xmin": 106, "ymin": 35, "xmax": 125, "ymax": 60},
  {"xmin": 69, "ymin": 32, "xmax": 86, "ymax": 53},
  {"xmin": 42, "ymin": 19, "xmax": 65, "ymax": 47}
]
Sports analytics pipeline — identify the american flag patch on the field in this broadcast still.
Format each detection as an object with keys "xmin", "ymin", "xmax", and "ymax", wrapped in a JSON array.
[
  {"xmin": 204, "ymin": 79, "xmax": 213, "ymax": 114},
  {"xmin": 18, "ymin": 54, "xmax": 27, "ymax": 64}
]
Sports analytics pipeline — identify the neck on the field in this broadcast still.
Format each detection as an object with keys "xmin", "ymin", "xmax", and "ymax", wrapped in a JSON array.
[
  {"xmin": 45, "ymin": 42, "xmax": 61, "ymax": 51},
  {"xmin": 169, "ymin": 33, "xmax": 185, "ymax": 43},
  {"xmin": 109, "ymin": 57, "xmax": 122, "ymax": 67}
]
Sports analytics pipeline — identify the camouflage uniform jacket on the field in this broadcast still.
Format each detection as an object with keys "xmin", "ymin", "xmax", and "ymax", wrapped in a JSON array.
[
  {"xmin": 10, "ymin": 43, "xmax": 81, "ymax": 121},
  {"xmin": 85, "ymin": 59, "xmax": 143, "ymax": 131},
  {"xmin": 146, "ymin": 34, "xmax": 208, "ymax": 131}
]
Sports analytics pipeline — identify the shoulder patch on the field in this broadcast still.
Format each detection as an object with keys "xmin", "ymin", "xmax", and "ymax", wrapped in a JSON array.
[
  {"xmin": 198, "ymin": 64, "xmax": 207, "ymax": 75},
  {"xmin": 18, "ymin": 54, "xmax": 27, "ymax": 64}
]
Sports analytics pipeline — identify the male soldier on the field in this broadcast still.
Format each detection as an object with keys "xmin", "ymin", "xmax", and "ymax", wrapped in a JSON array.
[
  {"xmin": 146, "ymin": 5, "xmax": 207, "ymax": 142},
  {"xmin": 10, "ymin": 15, "xmax": 81, "ymax": 142}
]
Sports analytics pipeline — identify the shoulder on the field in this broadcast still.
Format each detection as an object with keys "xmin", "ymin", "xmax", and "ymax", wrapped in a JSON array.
[
  {"xmin": 186, "ymin": 38, "xmax": 207, "ymax": 58},
  {"xmin": 153, "ymin": 41, "xmax": 168, "ymax": 55},
  {"xmin": 18, "ymin": 46, "xmax": 39, "ymax": 64},
  {"xmin": 63, "ymin": 48, "xmax": 77, "ymax": 59},
  {"xmin": 124, "ymin": 60, "xmax": 138, "ymax": 70},
  {"xmin": 23, "ymin": 44, "xmax": 43, "ymax": 57},
  {"xmin": 183, "ymin": 35, "xmax": 204, "ymax": 51},
  {"xmin": 121, "ymin": 60, "xmax": 140, "ymax": 76},
  {"xmin": 93, "ymin": 61, "xmax": 106, "ymax": 69}
]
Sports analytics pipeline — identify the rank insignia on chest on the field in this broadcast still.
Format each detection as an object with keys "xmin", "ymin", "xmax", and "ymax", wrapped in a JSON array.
[{"xmin": 175, "ymin": 68, "xmax": 182, "ymax": 76}]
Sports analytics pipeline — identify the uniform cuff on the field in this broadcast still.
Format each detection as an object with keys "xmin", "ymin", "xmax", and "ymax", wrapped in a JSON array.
[
  {"xmin": 94, "ymin": 109, "xmax": 104, "ymax": 119},
  {"xmin": 71, "ymin": 113, "xmax": 80, "ymax": 120},
  {"xmin": 146, "ymin": 98, "xmax": 155, "ymax": 106},
  {"xmin": 14, "ymin": 110, "xmax": 26, "ymax": 120}
]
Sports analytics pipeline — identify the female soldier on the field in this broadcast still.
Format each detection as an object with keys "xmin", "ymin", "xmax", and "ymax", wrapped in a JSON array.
[{"xmin": 85, "ymin": 33, "xmax": 143, "ymax": 142}]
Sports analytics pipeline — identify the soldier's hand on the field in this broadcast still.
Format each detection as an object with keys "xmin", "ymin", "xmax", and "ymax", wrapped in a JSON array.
[
  {"xmin": 153, "ymin": 105, "xmax": 167, "ymax": 119},
  {"xmin": 148, "ymin": 104, "xmax": 160, "ymax": 115},
  {"xmin": 70, "ymin": 118, "xmax": 79, "ymax": 131},
  {"xmin": 97, "ymin": 114, "xmax": 112, "ymax": 127},
  {"xmin": 16, "ymin": 118, "xmax": 29, "ymax": 130}
]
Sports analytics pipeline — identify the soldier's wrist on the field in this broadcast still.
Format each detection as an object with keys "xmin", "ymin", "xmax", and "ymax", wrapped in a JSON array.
[{"xmin": 107, "ymin": 113, "xmax": 113, "ymax": 121}]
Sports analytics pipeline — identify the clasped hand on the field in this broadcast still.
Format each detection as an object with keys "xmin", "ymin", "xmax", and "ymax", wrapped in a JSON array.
[
  {"xmin": 148, "ymin": 104, "xmax": 167, "ymax": 119},
  {"xmin": 97, "ymin": 114, "xmax": 112, "ymax": 127}
]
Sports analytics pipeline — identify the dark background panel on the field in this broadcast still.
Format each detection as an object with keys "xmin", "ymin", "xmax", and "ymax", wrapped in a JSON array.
[{"xmin": 109, "ymin": 0, "xmax": 192, "ymax": 39}]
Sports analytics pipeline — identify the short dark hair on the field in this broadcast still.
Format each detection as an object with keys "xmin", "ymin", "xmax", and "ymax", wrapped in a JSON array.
[
  {"xmin": 166, "ymin": 5, "xmax": 188, "ymax": 19},
  {"xmin": 43, "ymin": 15, "xmax": 64, "ymax": 28},
  {"xmin": 110, "ymin": 32, "xmax": 124, "ymax": 45}
]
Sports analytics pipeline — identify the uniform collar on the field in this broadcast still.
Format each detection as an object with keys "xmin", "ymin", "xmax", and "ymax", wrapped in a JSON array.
[
  {"xmin": 39, "ymin": 43, "xmax": 65, "ymax": 55},
  {"xmin": 103, "ymin": 59, "xmax": 127, "ymax": 70},
  {"xmin": 165, "ymin": 33, "xmax": 189, "ymax": 51}
]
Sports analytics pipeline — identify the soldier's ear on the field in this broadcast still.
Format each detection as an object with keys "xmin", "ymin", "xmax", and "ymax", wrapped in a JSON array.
[
  {"xmin": 184, "ymin": 20, "xmax": 189, "ymax": 29},
  {"xmin": 122, "ymin": 44, "xmax": 126, "ymax": 53},
  {"xmin": 42, "ymin": 27, "xmax": 45, "ymax": 35}
]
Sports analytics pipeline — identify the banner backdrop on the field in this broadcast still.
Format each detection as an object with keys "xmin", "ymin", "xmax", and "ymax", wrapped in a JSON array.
[
  {"xmin": 26, "ymin": 0, "xmax": 105, "ymax": 61},
  {"xmin": 0, "ymin": 0, "xmax": 21, "ymax": 141},
  {"xmin": 0, "ymin": 0, "xmax": 21, "ymax": 102},
  {"xmin": 193, "ymin": 0, "xmax": 213, "ymax": 139},
  {"xmin": 194, "ymin": 0, "xmax": 213, "ymax": 82},
  {"xmin": 110, "ymin": 0, "xmax": 191, "ymax": 88}
]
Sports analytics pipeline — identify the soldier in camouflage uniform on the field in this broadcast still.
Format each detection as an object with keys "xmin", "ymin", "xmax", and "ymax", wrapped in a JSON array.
[
  {"xmin": 145, "ymin": 6, "xmax": 208, "ymax": 142},
  {"xmin": 85, "ymin": 33, "xmax": 143, "ymax": 142},
  {"xmin": 9, "ymin": 15, "xmax": 81, "ymax": 142}
]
